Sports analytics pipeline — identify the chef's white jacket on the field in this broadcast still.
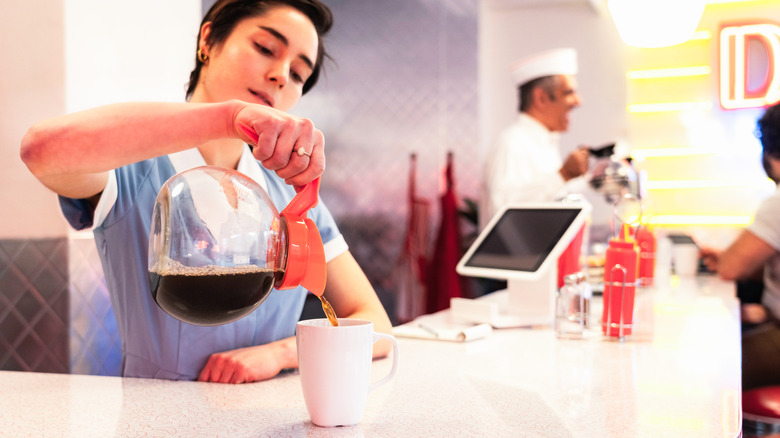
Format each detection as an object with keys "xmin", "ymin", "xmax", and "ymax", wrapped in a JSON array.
[{"xmin": 479, "ymin": 113, "xmax": 585, "ymax": 230}]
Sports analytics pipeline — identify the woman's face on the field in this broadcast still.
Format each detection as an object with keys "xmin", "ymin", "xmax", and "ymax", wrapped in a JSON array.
[{"xmin": 194, "ymin": 5, "xmax": 319, "ymax": 111}]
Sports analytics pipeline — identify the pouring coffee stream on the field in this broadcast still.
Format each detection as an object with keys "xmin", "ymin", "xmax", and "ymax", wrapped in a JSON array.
[
  {"xmin": 237, "ymin": 123, "xmax": 338, "ymax": 327},
  {"xmin": 148, "ymin": 123, "xmax": 338, "ymax": 326}
]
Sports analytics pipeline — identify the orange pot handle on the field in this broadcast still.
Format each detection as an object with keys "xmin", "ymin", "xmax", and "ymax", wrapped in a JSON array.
[{"xmin": 238, "ymin": 123, "xmax": 327, "ymax": 295}]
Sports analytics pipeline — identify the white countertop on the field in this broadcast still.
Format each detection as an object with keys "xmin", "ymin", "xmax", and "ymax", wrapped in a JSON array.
[{"xmin": 0, "ymin": 275, "xmax": 741, "ymax": 437}]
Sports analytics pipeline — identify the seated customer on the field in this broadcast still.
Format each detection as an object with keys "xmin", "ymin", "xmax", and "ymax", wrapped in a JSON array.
[{"xmin": 700, "ymin": 102, "xmax": 780, "ymax": 390}]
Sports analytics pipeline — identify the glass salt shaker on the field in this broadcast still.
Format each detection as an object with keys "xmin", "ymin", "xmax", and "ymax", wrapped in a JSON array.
[
  {"xmin": 556, "ymin": 273, "xmax": 588, "ymax": 338},
  {"xmin": 576, "ymin": 271, "xmax": 593, "ymax": 329}
]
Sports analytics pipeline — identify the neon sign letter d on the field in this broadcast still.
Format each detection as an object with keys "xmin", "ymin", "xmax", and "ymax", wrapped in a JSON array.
[{"xmin": 720, "ymin": 23, "xmax": 780, "ymax": 110}]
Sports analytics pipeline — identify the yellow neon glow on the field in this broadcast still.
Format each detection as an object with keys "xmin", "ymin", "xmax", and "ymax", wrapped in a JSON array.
[
  {"xmin": 645, "ymin": 179, "xmax": 764, "ymax": 190},
  {"xmin": 631, "ymin": 147, "xmax": 715, "ymax": 160},
  {"xmin": 689, "ymin": 30, "xmax": 712, "ymax": 41},
  {"xmin": 627, "ymin": 66, "xmax": 711, "ymax": 80},
  {"xmin": 707, "ymin": 0, "xmax": 764, "ymax": 3},
  {"xmin": 628, "ymin": 102, "xmax": 713, "ymax": 113},
  {"xmin": 720, "ymin": 23, "xmax": 780, "ymax": 109},
  {"xmin": 647, "ymin": 215, "xmax": 753, "ymax": 226}
]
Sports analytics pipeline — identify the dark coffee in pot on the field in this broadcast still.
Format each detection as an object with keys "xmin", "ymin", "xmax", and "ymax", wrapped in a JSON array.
[{"xmin": 150, "ymin": 263, "xmax": 281, "ymax": 326}]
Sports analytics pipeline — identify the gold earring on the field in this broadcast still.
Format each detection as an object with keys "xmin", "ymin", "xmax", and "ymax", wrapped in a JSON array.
[{"xmin": 197, "ymin": 48, "xmax": 208, "ymax": 63}]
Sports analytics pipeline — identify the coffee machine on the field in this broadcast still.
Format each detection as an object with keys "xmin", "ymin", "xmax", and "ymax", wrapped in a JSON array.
[{"xmin": 587, "ymin": 143, "xmax": 640, "ymax": 204}]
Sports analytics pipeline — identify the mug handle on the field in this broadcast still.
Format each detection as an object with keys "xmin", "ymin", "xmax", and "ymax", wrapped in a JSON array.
[{"xmin": 369, "ymin": 332, "xmax": 399, "ymax": 392}]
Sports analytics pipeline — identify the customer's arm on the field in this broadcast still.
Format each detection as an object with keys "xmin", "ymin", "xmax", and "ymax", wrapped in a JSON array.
[{"xmin": 716, "ymin": 230, "xmax": 774, "ymax": 281}]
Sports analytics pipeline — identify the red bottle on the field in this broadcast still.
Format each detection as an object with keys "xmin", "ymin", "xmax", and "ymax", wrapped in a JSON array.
[
  {"xmin": 557, "ymin": 224, "xmax": 585, "ymax": 288},
  {"xmin": 636, "ymin": 226, "xmax": 656, "ymax": 287},
  {"xmin": 602, "ymin": 225, "xmax": 637, "ymax": 338}
]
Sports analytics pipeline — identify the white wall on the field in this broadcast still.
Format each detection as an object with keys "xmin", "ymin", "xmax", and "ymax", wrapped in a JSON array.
[
  {"xmin": 1, "ymin": 0, "xmax": 67, "ymax": 238},
  {"xmin": 64, "ymin": 1, "xmax": 201, "ymax": 112},
  {"xmin": 1, "ymin": 0, "xmax": 200, "ymax": 239},
  {"xmin": 480, "ymin": 1, "xmax": 627, "ymax": 156},
  {"xmin": 479, "ymin": 0, "xmax": 628, "ymax": 230}
]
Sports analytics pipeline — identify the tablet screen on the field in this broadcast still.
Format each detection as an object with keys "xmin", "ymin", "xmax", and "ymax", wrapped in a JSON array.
[{"xmin": 463, "ymin": 208, "xmax": 581, "ymax": 272}]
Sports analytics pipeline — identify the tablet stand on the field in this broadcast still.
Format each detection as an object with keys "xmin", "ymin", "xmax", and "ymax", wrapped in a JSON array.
[
  {"xmin": 506, "ymin": 269, "xmax": 557, "ymax": 325},
  {"xmin": 450, "ymin": 266, "xmax": 557, "ymax": 328}
]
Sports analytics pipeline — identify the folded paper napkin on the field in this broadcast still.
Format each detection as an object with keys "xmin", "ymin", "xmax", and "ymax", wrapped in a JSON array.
[{"xmin": 392, "ymin": 314, "xmax": 493, "ymax": 342}]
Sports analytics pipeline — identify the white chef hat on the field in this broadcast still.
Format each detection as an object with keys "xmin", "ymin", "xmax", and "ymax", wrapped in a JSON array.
[{"xmin": 510, "ymin": 48, "xmax": 578, "ymax": 87}]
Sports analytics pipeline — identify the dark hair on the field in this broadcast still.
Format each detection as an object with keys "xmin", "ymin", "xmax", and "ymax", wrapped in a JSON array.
[
  {"xmin": 758, "ymin": 102, "xmax": 780, "ymax": 158},
  {"xmin": 758, "ymin": 103, "xmax": 780, "ymax": 181},
  {"xmin": 186, "ymin": 0, "xmax": 333, "ymax": 100},
  {"xmin": 518, "ymin": 75, "xmax": 559, "ymax": 112}
]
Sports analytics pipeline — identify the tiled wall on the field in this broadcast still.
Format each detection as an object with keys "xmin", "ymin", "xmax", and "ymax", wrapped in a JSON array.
[
  {"xmin": 67, "ymin": 235, "xmax": 122, "ymax": 376},
  {"xmin": 0, "ymin": 237, "xmax": 121, "ymax": 376},
  {"xmin": 0, "ymin": 238, "xmax": 70, "ymax": 373}
]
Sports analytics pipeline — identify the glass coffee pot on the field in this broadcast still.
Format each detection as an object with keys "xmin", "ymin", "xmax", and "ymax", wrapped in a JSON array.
[
  {"xmin": 588, "ymin": 146, "xmax": 638, "ymax": 204},
  {"xmin": 148, "ymin": 165, "xmax": 326, "ymax": 326}
]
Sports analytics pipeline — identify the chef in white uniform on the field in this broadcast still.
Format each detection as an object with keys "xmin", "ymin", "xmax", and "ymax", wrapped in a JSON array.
[{"xmin": 480, "ymin": 48, "xmax": 588, "ymax": 230}]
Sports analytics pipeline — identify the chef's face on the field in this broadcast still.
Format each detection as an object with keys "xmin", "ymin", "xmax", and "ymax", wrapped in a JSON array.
[{"xmin": 546, "ymin": 75, "xmax": 581, "ymax": 132}]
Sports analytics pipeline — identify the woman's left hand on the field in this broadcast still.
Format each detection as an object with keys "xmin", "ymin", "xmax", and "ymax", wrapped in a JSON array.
[{"xmin": 197, "ymin": 337, "xmax": 297, "ymax": 384}]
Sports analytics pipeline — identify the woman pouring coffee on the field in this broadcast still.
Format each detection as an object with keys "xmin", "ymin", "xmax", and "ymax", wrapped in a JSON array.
[{"xmin": 20, "ymin": 0, "xmax": 392, "ymax": 383}]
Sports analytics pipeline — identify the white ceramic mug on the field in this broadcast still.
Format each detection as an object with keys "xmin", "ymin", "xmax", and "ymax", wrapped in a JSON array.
[{"xmin": 296, "ymin": 318, "xmax": 400, "ymax": 427}]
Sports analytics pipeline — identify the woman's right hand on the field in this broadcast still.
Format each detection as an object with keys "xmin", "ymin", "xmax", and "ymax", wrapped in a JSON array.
[{"xmin": 233, "ymin": 103, "xmax": 325, "ymax": 188}]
